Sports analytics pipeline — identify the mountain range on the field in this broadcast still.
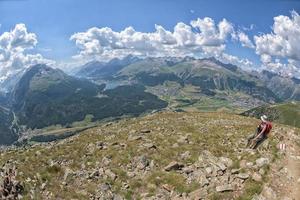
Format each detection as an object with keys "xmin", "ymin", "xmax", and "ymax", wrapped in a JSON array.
[{"xmin": 1, "ymin": 56, "xmax": 300, "ymax": 145}]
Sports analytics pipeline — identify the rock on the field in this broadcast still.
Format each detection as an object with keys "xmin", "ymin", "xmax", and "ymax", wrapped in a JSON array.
[
  {"xmin": 189, "ymin": 188, "xmax": 208, "ymax": 199},
  {"xmin": 182, "ymin": 166, "xmax": 194, "ymax": 174},
  {"xmin": 231, "ymin": 168, "xmax": 240, "ymax": 174},
  {"xmin": 198, "ymin": 175, "xmax": 209, "ymax": 187},
  {"xmin": 205, "ymin": 167, "xmax": 213, "ymax": 176},
  {"xmin": 102, "ymin": 156, "xmax": 112, "ymax": 166},
  {"xmin": 216, "ymin": 162, "xmax": 227, "ymax": 171},
  {"xmin": 236, "ymin": 173, "xmax": 249, "ymax": 180},
  {"xmin": 162, "ymin": 184, "xmax": 174, "ymax": 192},
  {"xmin": 256, "ymin": 158, "xmax": 270, "ymax": 167},
  {"xmin": 252, "ymin": 194, "xmax": 266, "ymax": 200},
  {"xmin": 99, "ymin": 183, "xmax": 111, "ymax": 191},
  {"xmin": 113, "ymin": 194, "xmax": 124, "ymax": 200},
  {"xmin": 246, "ymin": 162, "xmax": 254, "ymax": 168},
  {"xmin": 216, "ymin": 184, "xmax": 234, "ymax": 192},
  {"xmin": 41, "ymin": 183, "xmax": 47, "ymax": 190},
  {"xmin": 143, "ymin": 143, "xmax": 157, "ymax": 149},
  {"xmin": 239, "ymin": 160, "xmax": 247, "ymax": 168},
  {"xmin": 177, "ymin": 136, "xmax": 189, "ymax": 144},
  {"xmin": 128, "ymin": 135, "xmax": 143, "ymax": 141},
  {"xmin": 96, "ymin": 141, "xmax": 105, "ymax": 149},
  {"xmin": 180, "ymin": 151, "xmax": 191, "ymax": 160},
  {"xmin": 219, "ymin": 157, "xmax": 233, "ymax": 168},
  {"xmin": 164, "ymin": 161, "xmax": 184, "ymax": 171},
  {"xmin": 136, "ymin": 155, "xmax": 150, "ymax": 170},
  {"xmin": 172, "ymin": 143, "xmax": 179, "ymax": 148},
  {"xmin": 105, "ymin": 169, "xmax": 117, "ymax": 181},
  {"xmin": 258, "ymin": 168, "xmax": 265, "ymax": 175},
  {"xmin": 63, "ymin": 168, "xmax": 72, "ymax": 182},
  {"xmin": 262, "ymin": 186, "xmax": 277, "ymax": 199},
  {"xmin": 0, "ymin": 166, "xmax": 24, "ymax": 198},
  {"xmin": 140, "ymin": 129, "xmax": 151, "ymax": 133},
  {"xmin": 252, "ymin": 172, "xmax": 262, "ymax": 182}
]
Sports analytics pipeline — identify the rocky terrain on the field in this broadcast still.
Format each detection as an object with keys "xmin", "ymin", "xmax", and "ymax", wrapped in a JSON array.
[{"xmin": 0, "ymin": 111, "xmax": 298, "ymax": 199}]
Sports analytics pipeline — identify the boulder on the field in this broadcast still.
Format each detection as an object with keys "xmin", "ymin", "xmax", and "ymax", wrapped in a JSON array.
[
  {"xmin": 236, "ymin": 173, "xmax": 249, "ymax": 180},
  {"xmin": 164, "ymin": 161, "xmax": 184, "ymax": 171},
  {"xmin": 256, "ymin": 158, "xmax": 270, "ymax": 167},
  {"xmin": 105, "ymin": 169, "xmax": 117, "ymax": 181},
  {"xmin": 216, "ymin": 184, "xmax": 234, "ymax": 192},
  {"xmin": 219, "ymin": 157, "xmax": 233, "ymax": 168},
  {"xmin": 128, "ymin": 135, "xmax": 143, "ymax": 141},
  {"xmin": 140, "ymin": 129, "xmax": 151, "ymax": 134}
]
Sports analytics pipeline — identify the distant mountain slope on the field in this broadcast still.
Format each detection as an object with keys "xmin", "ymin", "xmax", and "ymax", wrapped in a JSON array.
[
  {"xmin": 241, "ymin": 101, "xmax": 300, "ymax": 128},
  {"xmin": 76, "ymin": 55, "xmax": 140, "ymax": 79},
  {"xmin": 259, "ymin": 70, "xmax": 300, "ymax": 101},
  {"xmin": 75, "ymin": 56, "xmax": 283, "ymax": 111},
  {"xmin": 0, "ymin": 107, "xmax": 16, "ymax": 145},
  {"xmin": 117, "ymin": 57, "xmax": 279, "ymax": 103},
  {"xmin": 11, "ymin": 64, "xmax": 167, "ymax": 129}
]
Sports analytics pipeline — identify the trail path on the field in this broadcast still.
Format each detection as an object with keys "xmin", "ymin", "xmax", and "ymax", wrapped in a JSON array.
[{"xmin": 261, "ymin": 129, "xmax": 300, "ymax": 200}]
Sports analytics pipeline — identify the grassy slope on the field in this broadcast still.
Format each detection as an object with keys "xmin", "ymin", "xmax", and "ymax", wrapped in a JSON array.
[
  {"xmin": 0, "ymin": 111, "xmax": 290, "ymax": 199},
  {"xmin": 241, "ymin": 101, "xmax": 300, "ymax": 128}
]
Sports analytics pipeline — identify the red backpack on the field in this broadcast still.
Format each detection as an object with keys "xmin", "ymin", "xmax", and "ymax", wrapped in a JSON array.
[{"xmin": 264, "ymin": 121, "xmax": 272, "ymax": 135}]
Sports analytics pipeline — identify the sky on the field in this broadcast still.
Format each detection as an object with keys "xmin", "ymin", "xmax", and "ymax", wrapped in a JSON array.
[{"xmin": 0, "ymin": 0, "xmax": 300, "ymax": 82}]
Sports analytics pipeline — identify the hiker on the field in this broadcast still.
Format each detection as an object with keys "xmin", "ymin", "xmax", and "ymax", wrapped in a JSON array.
[{"xmin": 247, "ymin": 115, "xmax": 272, "ymax": 149}]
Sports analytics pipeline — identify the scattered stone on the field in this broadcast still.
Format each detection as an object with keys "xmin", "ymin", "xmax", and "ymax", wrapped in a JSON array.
[
  {"xmin": 239, "ymin": 160, "xmax": 247, "ymax": 168},
  {"xmin": 216, "ymin": 184, "xmax": 234, "ymax": 192},
  {"xmin": 140, "ymin": 129, "xmax": 151, "ymax": 134},
  {"xmin": 162, "ymin": 184, "xmax": 174, "ymax": 192},
  {"xmin": 219, "ymin": 157, "xmax": 233, "ymax": 168},
  {"xmin": 189, "ymin": 188, "xmax": 208, "ymax": 199},
  {"xmin": 0, "ymin": 166, "xmax": 24, "ymax": 199},
  {"xmin": 205, "ymin": 167, "xmax": 213, "ymax": 176},
  {"xmin": 136, "ymin": 155, "xmax": 150, "ymax": 170},
  {"xmin": 258, "ymin": 168, "xmax": 265, "ymax": 175},
  {"xmin": 198, "ymin": 175, "xmax": 209, "ymax": 187},
  {"xmin": 180, "ymin": 151, "xmax": 191, "ymax": 160},
  {"xmin": 128, "ymin": 135, "xmax": 142, "ymax": 141},
  {"xmin": 177, "ymin": 136, "xmax": 189, "ymax": 144},
  {"xmin": 262, "ymin": 186, "xmax": 277, "ymax": 199},
  {"xmin": 245, "ymin": 162, "xmax": 254, "ymax": 168},
  {"xmin": 99, "ymin": 183, "xmax": 111, "ymax": 191},
  {"xmin": 252, "ymin": 172, "xmax": 262, "ymax": 182},
  {"xmin": 172, "ymin": 143, "xmax": 179, "ymax": 148},
  {"xmin": 231, "ymin": 169, "xmax": 240, "ymax": 174},
  {"xmin": 164, "ymin": 161, "xmax": 184, "ymax": 171},
  {"xmin": 105, "ymin": 169, "xmax": 117, "ymax": 181},
  {"xmin": 182, "ymin": 166, "xmax": 194, "ymax": 174},
  {"xmin": 143, "ymin": 143, "xmax": 157, "ymax": 149},
  {"xmin": 256, "ymin": 158, "xmax": 270, "ymax": 167},
  {"xmin": 236, "ymin": 173, "xmax": 249, "ymax": 180},
  {"xmin": 216, "ymin": 162, "xmax": 227, "ymax": 171}
]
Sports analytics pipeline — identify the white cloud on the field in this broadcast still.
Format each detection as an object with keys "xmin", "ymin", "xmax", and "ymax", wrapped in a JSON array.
[
  {"xmin": 70, "ymin": 17, "xmax": 234, "ymax": 62},
  {"xmin": 235, "ymin": 32, "xmax": 255, "ymax": 48},
  {"xmin": 254, "ymin": 11, "xmax": 300, "ymax": 76},
  {"xmin": 0, "ymin": 24, "xmax": 53, "ymax": 84}
]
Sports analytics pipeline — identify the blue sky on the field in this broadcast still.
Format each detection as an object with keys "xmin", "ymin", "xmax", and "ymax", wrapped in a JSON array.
[{"xmin": 0, "ymin": 0, "xmax": 300, "ymax": 76}]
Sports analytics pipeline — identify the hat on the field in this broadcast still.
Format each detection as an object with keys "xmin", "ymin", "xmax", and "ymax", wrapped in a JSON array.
[{"xmin": 260, "ymin": 115, "xmax": 268, "ymax": 122}]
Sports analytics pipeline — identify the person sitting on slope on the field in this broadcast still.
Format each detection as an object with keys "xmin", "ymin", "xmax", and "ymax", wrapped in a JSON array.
[{"xmin": 247, "ymin": 115, "xmax": 272, "ymax": 149}]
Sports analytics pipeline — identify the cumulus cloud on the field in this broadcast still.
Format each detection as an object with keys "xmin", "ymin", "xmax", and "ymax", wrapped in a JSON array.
[
  {"xmin": 70, "ymin": 17, "xmax": 234, "ymax": 61},
  {"xmin": 234, "ymin": 32, "xmax": 255, "ymax": 48},
  {"xmin": 254, "ymin": 11, "xmax": 300, "ymax": 75},
  {"xmin": 0, "ymin": 24, "xmax": 53, "ymax": 84}
]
